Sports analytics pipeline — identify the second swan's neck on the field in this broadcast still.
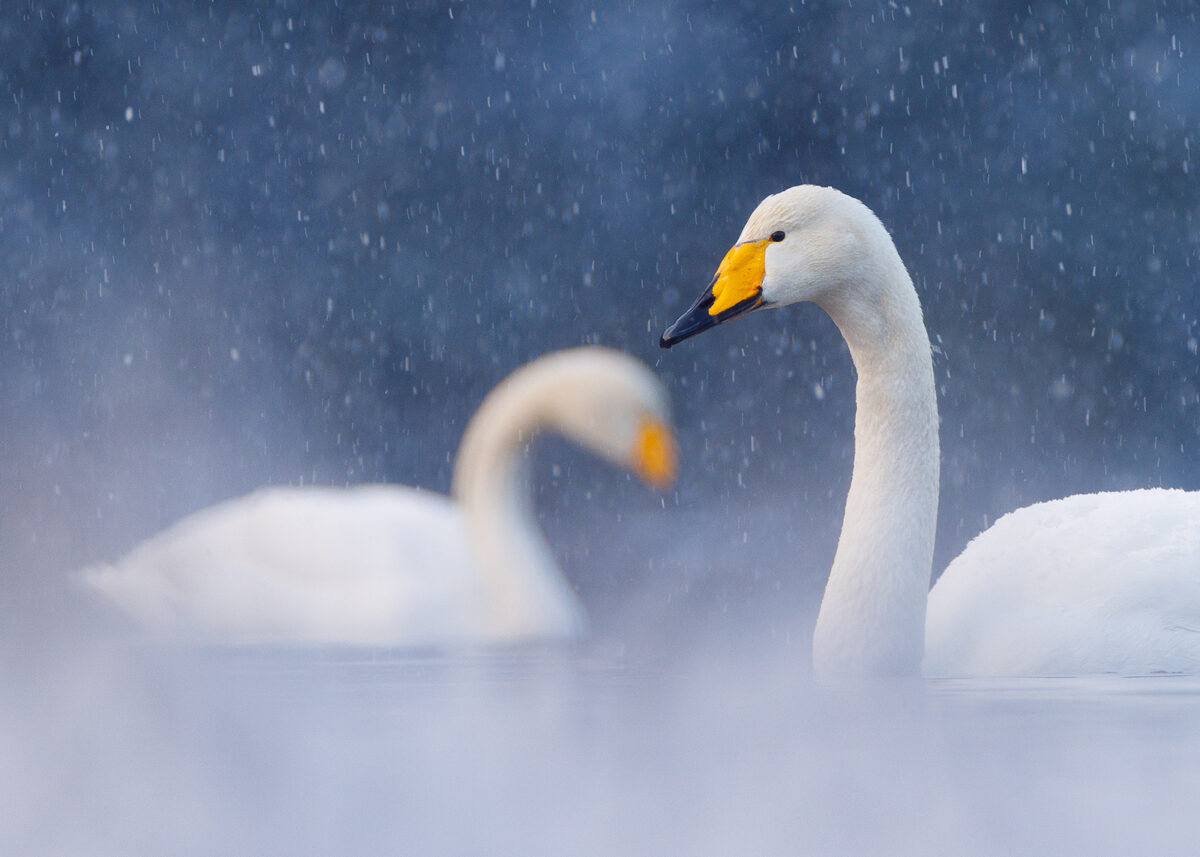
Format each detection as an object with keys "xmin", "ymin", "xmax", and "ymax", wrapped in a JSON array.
[
  {"xmin": 451, "ymin": 375, "xmax": 585, "ymax": 640},
  {"xmin": 811, "ymin": 250, "xmax": 940, "ymax": 679}
]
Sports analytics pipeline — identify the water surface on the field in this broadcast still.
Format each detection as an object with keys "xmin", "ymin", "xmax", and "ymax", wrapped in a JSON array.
[{"xmin": 6, "ymin": 639, "xmax": 1199, "ymax": 856}]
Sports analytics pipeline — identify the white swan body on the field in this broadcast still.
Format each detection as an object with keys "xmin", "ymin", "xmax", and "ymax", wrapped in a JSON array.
[
  {"xmin": 661, "ymin": 184, "xmax": 1200, "ymax": 677},
  {"xmin": 83, "ymin": 347, "xmax": 676, "ymax": 646},
  {"xmin": 925, "ymin": 489, "xmax": 1200, "ymax": 676},
  {"xmin": 85, "ymin": 486, "xmax": 485, "ymax": 644}
]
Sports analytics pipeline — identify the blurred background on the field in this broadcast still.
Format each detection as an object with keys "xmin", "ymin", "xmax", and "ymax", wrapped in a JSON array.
[{"xmin": 3, "ymin": 1, "xmax": 1200, "ymax": 642}]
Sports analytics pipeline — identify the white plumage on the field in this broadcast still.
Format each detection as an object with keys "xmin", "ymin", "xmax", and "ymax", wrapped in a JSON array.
[
  {"xmin": 925, "ymin": 489, "xmax": 1200, "ymax": 676},
  {"xmin": 661, "ymin": 184, "xmax": 1200, "ymax": 677},
  {"xmin": 83, "ymin": 347, "xmax": 676, "ymax": 646}
]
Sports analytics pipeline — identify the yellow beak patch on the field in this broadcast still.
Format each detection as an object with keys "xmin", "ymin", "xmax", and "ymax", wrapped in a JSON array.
[
  {"xmin": 708, "ymin": 238, "xmax": 770, "ymax": 316},
  {"xmin": 632, "ymin": 418, "xmax": 677, "ymax": 489}
]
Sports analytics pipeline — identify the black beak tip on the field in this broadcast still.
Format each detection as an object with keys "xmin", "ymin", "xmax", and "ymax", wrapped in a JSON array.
[
  {"xmin": 658, "ymin": 317, "xmax": 707, "ymax": 349},
  {"xmin": 658, "ymin": 296, "xmax": 717, "ymax": 350},
  {"xmin": 659, "ymin": 292, "xmax": 763, "ymax": 350}
]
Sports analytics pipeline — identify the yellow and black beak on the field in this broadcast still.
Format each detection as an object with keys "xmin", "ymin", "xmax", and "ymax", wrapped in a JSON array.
[{"xmin": 659, "ymin": 237, "xmax": 770, "ymax": 348}]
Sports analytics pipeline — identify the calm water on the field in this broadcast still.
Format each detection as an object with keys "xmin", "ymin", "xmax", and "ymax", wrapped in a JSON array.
[{"xmin": 5, "ymin": 638, "xmax": 1200, "ymax": 856}]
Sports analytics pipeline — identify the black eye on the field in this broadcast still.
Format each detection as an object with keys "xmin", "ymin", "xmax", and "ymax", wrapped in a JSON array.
[{"xmin": 769, "ymin": 230, "xmax": 786, "ymax": 242}]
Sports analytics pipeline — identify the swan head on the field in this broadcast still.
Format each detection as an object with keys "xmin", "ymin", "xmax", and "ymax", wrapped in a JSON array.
[
  {"xmin": 457, "ymin": 347, "xmax": 678, "ymax": 493},
  {"xmin": 660, "ymin": 185, "xmax": 897, "ymax": 347},
  {"xmin": 536, "ymin": 348, "xmax": 678, "ymax": 489}
]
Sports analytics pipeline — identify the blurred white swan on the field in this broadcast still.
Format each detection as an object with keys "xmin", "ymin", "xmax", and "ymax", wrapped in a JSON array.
[
  {"xmin": 83, "ymin": 347, "xmax": 676, "ymax": 646},
  {"xmin": 661, "ymin": 184, "xmax": 1200, "ymax": 678}
]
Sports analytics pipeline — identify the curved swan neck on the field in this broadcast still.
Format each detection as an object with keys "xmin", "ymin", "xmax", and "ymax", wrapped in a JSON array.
[
  {"xmin": 452, "ymin": 380, "xmax": 542, "ymax": 509},
  {"xmin": 451, "ymin": 369, "xmax": 584, "ymax": 639},
  {"xmin": 811, "ymin": 230, "xmax": 940, "ymax": 678}
]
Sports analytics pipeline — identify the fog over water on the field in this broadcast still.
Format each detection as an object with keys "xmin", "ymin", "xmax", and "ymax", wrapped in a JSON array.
[{"xmin": 3, "ymin": 2, "xmax": 1200, "ymax": 854}]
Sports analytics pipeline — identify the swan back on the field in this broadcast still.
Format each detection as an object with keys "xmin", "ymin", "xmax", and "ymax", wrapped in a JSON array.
[
  {"xmin": 83, "ymin": 485, "xmax": 478, "ymax": 644},
  {"xmin": 925, "ymin": 489, "xmax": 1200, "ymax": 676}
]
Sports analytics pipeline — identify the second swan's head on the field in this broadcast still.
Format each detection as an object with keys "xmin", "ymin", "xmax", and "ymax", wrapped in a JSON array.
[
  {"xmin": 660, "ymin": 185, "xmax": 900, "ymax": 347},
  {"xmin": 465, "ymin": 346, "xmax": 678, "ymax": 490}
]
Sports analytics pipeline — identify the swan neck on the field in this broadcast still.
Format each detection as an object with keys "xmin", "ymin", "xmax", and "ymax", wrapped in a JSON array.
[
  {"xmin": 451, "ymin": 378, "xmax": 583, "ymax": 639},
  {"xmin": 812, "ymin": 257, "xmax": 940, "ymax": 678}
]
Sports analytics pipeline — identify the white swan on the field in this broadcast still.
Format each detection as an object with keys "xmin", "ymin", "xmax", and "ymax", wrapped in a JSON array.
[
  {"xmin": 83, "ymin": 347, "xmax": 677, "ymax": 646},
  {"xmin": 660, "ymin": 184, "xmax": 1200, "ymax": 678}
]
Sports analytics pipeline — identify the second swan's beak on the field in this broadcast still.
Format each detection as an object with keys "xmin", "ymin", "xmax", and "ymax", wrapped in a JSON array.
[
  {"xmin": 631, "ymin": 418, "xmax": 677, "ymax": 489},
  {"xmin": 659, "ymin": 237, "xmax": 769, "ymax": 348}
]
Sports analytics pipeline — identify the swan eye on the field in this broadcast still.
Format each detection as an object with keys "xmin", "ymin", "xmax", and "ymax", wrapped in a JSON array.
[{"xmin": 769, "ymin": 230, "xmax": 786, "ymax": 242}]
